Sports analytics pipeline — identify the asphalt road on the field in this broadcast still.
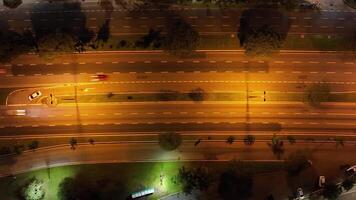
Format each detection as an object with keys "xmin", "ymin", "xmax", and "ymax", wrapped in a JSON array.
[
  {"xmin": 1, "ymin": 1, "xmax": 356, "ymax": 36},
  {"xmin": 0, "ymin": 103, "xmax": 355, "ymax": 135}
]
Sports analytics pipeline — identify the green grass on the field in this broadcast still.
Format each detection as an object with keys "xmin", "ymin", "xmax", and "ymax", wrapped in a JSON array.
[
  {"xmin": 0, "ymin": 161, "xmax": 287, "ymax": 200},
  {"xmin": 0, "ymin": 162, "xmax": 183, "ymax": 200}
]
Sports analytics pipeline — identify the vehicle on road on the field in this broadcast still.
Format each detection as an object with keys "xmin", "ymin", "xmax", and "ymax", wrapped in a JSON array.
[
  {"xmin": 296, "ymin": 188, "xmax": 305, "ymax": 199},
  {"xmin": 319, "ymin": 176, "xmax": 326, "ymax": 187},
  {"xmin": 28, "ymin": 91, "xmax": 42, "ymax": 101},
  {"xmin": 6, "ymin": 109, "xmax": 26, "ymax": 116},
  {"xmin": 91, "ymin": 74, "xmax": 108, "ymax": 81}
]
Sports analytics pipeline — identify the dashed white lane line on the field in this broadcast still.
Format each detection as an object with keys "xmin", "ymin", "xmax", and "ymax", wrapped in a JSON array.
[
  {"xmin": 309, "ymin": 61, "xmax": 319, "ymax": 64},
  {"xmin": 292, "ymin": 61, "xmax": 302, "ymax": 64},
  {"xmin": 146, "ymin": 112, "xmax": 155, "ymax": 115},
  {"xmin": 114, "ymin": 113, "xmax": 122, "ymax": 115},
  {"xmin": 274, "ymin": 61, "xmax": 285, "ymax": 64},
  {"xmin": 209, "ymin": 60, "xmax": 216, "ymax": 63},
  {"xmin": 95, "ymin": 62, "xmax": 102, "ymax": 64},
  {"xmin": 144, "ymin": 71, "xmax": 152, "ymax": 74},
  {"xmin": 275, "ymin": 71, "xmax": 284, "ymax": 74},
  {"xmin": 326, "ymin": 61, "xmax": 336, "ymax": 64},
  {"xmin": 310, "ymin": 71, "xmax": 318, "ymax": 74},
  {"xmin": 97, "ymin": 113, "xmax": 105, "ymax": 116},
  {"xmin": 326, "ymin": 71, "xmax": 336, "ymax": 74},
  {"xmin": 292, "ymin": 71, "xmax": 301, "ymax": 74},
  {"xmin": 345, "ymin": 62, "xmax": 355, "ymax": 65},
  {"xmin": 344, "ymin": 72, "xmax": 353, "ymax": 75}
]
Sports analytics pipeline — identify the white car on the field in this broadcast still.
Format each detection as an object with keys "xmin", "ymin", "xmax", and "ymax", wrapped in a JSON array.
[{"xmin": 29, "ymin": 91, "xmax": 42, "ymax": 101}]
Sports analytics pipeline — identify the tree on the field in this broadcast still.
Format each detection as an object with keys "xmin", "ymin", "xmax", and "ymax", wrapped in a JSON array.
[
  {"xmin": 0, "ymin": 146, "xmax": 11, "ymax": 155},
  {"xmin": 14, "ymin": 144, "xmax": 24, "ymax": 155},
  {"xmin": 135, "ymin": 29, "xmax": 163, "ymax": 49},
  {"xmin": 88, "ymin": 139, "xmax": 95, "ymax": 145},
  {"xmin": 3, "ymin": 0, "xmax": 22, "ymax": 8},
  {"xmin": 285, "ymin": 151, "xmax": 311, "ymax": 176},
  {"xmin": 164, "ymin": 17, "xmax": 199, "ymax": 57},
  {"xmin": 37, "ymin": 31, "xmax": 76, "ymax": 58},
  {"xmin": 21, "ymin": 178, "xmax": 45, "ymax": 200},
  {"xmin": 188, "ymin": 88, "xmax": 206, "ymax": 102},
  {"xmin": 0, "ymin": 30, "xmax": 36, "ymax": 63},
  {"xmin": 304, "ymin": 83, "xmax": 330, "ymax": 107},
  {"xmin": 69, "ymin": 138, "xmax": 78, "ymax": 150},
  {"xmin": 342, "ymin": 178, "xmax": 355, "ymax": 191},
  {"xmin": 92, "ymin": 19, "xmax": 111, "ymax": 49},
  {"xmin": 28, "ymin": 141, "xmax": 39, "ymax": 151},
  {"xmin": 287, "ymin": 136, "xmax": 296, "ymax": 144},
  {"xmin": 177, "ymin": 166, "xmax": 213, "ymax": 194},
  {"xmin": 240, "ymin": 25, "xmax": 282, "ymax": 57},
  {"xmin": 243, "ymin": 135, "xmax": 255, "ymax": 145},
  {"xmin": 268, "ymin": 134, "xmax": 284, "ymax": 159},
  {"xmin": 158, "ymin": 132, "xmax": 182, "ymax": 151},
  {"xmin": 58, "ymin": 174, "xmax": 127, "ymax": 200},
  {"xmin": 218, "ymin": 169, "xmax": 253, "ymax": 200},
  {"xmin": 335, "ymin": 137, "xmax": 344, "ymax": 148},
  {"xmin": 226, "ymin": 136, "xmax": 235, "ymax": 144},
  {"xmin": 322, "ymin": 183, "xmax": 342, "ymax": 200}
]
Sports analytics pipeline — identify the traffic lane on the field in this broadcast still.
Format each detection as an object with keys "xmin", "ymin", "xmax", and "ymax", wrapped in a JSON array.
[
  {"xmin": 0, "ymin": 121, "xmax": 355, "ymax": 136},
  {"xmin": 6, "ymin": 51, "xmax": 356, "ymax": 65},
  {"xmin": 9, "ymin": 59, "xmax": 356, "ymax": 76},
  {"xmin": 1, "ymin": 103, "xmax": 356, "ymax": 128},
  {"xmin": 7, "ymin": 51, "xmax": 356, "ymax": 72},
  {"xmin": 5, "ymin": 81, "xmax": 356, "ymax": 105},
  {"xmin": 1, "ymin": 67, "xmax": 356, "ymax": 89},
  {"xmin": 5, "ymin": 102, "xmax": 356, "ymax": 116}
]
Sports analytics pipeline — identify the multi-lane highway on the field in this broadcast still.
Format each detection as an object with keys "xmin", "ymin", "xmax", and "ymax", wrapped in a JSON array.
[{"xmin": 0, "ymin": 51, "xmax": 355, "ymax": 137}]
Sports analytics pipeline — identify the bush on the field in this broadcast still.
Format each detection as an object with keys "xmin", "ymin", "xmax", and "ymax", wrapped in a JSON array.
[
  {"xmin": 342, "ymin": 179, "xmax": 355, "ymax": 191},
  {"xmin": 21, "ymin": 178, "xmax": 45, "ymax": 200},
  {"xmin": 188, "ymin": 88, "xmax": 206, "ymax": 102},
  {"xmin": 158, "ymin": 132, "xmax": 182, "ymax": 151},
  {"xmin": 28, "ymin": 141, "xmax": 39, "ymax": 151},
  {"xmin": 323, "ymin": 183, "xmax": 342, "ymax": 200},
  {"xmin": 0, "ymin": 146, "xmax": 11, "ymax": 155}
]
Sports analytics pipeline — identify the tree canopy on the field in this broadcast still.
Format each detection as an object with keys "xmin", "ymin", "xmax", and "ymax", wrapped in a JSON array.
[
  {"xmin": 322, "ymin": 183, "xmax": 342, "ymax": 200},
  {"xmin": 164, "ymin": 17, "xmax": 199, "ymax": 57},
  {"xmin": 304, "ymin": 83, "xmax": 330, "ymax": 107},
  {"xmin": 0, "ymin": 30, "xmax": 36, "ymax": 63},
  {"xmin": 177, "ymin": 166, "xmax": 213, "ymax": 194},
  {"xmin": 218, "ymin": 169, "xmax": 253, "ymax": 200},
  {"xmin": 21, "ymin": 178, "xmax": 45, "ymax": 200},
  {"xmin": 37, "ymin": 31, "xmax": 76, "ymax": 58},
  {"xmin": 158, "ymin": 132, "xmax": 182, "ymax": 151},
  {"xmin": 58, "ymin": 174, "xmax": 126, "ymax": 200},
  {"xmin": 241, "ymin": 25, "xmax": 282, "ymax": 57}
]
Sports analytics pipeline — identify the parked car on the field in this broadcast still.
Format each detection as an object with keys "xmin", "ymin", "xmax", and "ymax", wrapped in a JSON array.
[
  {"xmin": 29, "ymin": 91, "xmax": 42, "ymax": 101},
  {"xmin": 91, "ymin": 74, "xmax": 108, "ymax": 81},
  {"xmin": 319, "ymin": 176, "xmax": 326, "ymax": 187},
  {"xmin": 296, "ymin": 188, "xmax": 305, "ymax": 199}
]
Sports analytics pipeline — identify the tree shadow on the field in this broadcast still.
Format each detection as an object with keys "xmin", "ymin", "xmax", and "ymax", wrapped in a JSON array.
[{"xmin": 238, "ymin": 7, "xmax": 291, "ymax": 50}]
